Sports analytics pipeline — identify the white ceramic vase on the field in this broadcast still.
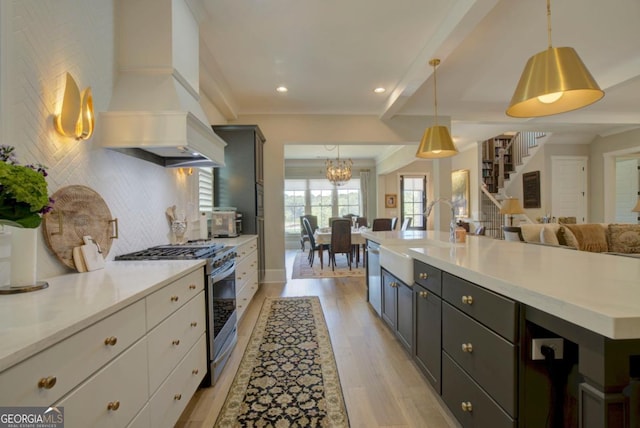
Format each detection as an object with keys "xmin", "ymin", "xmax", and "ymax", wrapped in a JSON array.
[{"xmin": 9, "ymin": 226, "xmax": 39, "ymax": 287}]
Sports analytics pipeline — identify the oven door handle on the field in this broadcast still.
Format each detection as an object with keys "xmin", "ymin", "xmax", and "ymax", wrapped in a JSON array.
[{"xmin": 212, "ymin": 261, "xmax": 236, "ymax": 283}]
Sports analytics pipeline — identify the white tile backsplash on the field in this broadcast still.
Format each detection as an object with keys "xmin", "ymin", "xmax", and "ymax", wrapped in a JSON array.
[{"xmin": 1, "ymin": 0, "xmax": 201, "ymax": 279}]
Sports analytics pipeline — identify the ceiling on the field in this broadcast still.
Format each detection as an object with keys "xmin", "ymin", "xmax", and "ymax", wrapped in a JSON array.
[{"xmin": 197, "ymin": 0, "xmax": 640, "ymax": 160}]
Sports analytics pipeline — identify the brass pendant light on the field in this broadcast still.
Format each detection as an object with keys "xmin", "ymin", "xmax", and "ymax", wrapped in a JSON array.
[
  {"xmin": 416, "ymin": 59, "xmax": 458, "ymax": 159},
  {"xmin": 506, "ymin": 0, "xmax": 604, "ymax": 118}
]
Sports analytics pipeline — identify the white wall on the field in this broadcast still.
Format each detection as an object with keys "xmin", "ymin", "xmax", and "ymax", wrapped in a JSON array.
[{"xmin": 0, "ymin": 0, "xmax": 220, "ymax": 280}]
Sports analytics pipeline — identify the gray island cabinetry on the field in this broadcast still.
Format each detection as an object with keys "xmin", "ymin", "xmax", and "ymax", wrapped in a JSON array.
[
  {"xmin": 381, "ymin": 268, "xmax": 413, "ymax": 352},
  {"xmin": 413, "ymin": 260, "xmax": 442, "ymax": 393}
]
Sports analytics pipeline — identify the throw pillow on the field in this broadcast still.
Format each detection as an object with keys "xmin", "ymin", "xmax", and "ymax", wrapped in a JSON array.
[
  {"xmin": 540, "ymin": 227, "xmax": 560, "ymax": 245},
  {"xmin": 607, "ymin": 224, "xmax": 640, "ymax": 254},
  {"xmin": 562, "ymin": 224, "xmax": 609, "ymax": 253}
]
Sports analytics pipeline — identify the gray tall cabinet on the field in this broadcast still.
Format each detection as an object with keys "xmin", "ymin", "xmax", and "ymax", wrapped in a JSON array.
[{"xmin": 212, "ymin": 125, "xmax": 265, "ymax": 282}]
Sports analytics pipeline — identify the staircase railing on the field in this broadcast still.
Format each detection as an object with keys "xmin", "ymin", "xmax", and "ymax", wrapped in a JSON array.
[
  {"xmin": 480, "ymin": 184, "xmax": 505, "ymax": 239},
  {"xmin": 505, "ymin": 131, "xmax": 546, "ymax": 172}
]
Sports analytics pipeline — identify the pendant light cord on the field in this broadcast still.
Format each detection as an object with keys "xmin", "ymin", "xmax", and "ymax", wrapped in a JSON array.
[
  {"xmin": 547, "ymin": 0, "xmax": 553, "ymax": 49},
  {"xmin": 430, "ymin": 59, "xmax": 441, "ymax": 126}
]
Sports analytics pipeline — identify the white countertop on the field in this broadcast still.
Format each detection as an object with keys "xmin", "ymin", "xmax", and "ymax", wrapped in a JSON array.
[
  {"xmin": 0, "ymin": 260, "xmax": 205, "ymax": 372},
  {"xmin": 361, "ymin": 229, "xmax": 438, "ymax": 245},
  {"xmin": 398, "ymin": 233, "xmax": 640, "ymax": 340}
]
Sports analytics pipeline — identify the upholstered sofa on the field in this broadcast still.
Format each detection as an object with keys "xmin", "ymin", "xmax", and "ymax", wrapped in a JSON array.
[{"xmin": 520, "ymin": 223, "xmax": 640, "ymax": 254}]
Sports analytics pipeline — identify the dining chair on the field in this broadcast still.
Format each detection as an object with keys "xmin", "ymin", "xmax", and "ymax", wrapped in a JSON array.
[
  {"xmin": 401, "ymin": 217, "xmax": 412, "ymax": 231},
  {"xmin": 303, "ymin": 217, "xmax": 325, "ymax": 268},
  {"xmin": 390, "ymin": 217, "xmax": 398, "ymax": 230},
  {"xmin": 329, "ymin": 217, "xmax": 342, "ymax": 227},
  {"xmin": 329, "ymin": 219, "xmax": 352, "ymax": 271},
  {"xmin": 372, "ymin": 218, "xmax": 393, "ymax": 231},
  {"xmin": 356, "ymin": 216, "xmax": 367, "ymax": 228},
  {"xmin": 299, "ymin": 214, "xmax": 318, "ymax": 250}
]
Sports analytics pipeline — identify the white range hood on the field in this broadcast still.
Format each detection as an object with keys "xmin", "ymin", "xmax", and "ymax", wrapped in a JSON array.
[{"xmin": 101, "ymin": 0, "xmax": 225, "ymax": 168}]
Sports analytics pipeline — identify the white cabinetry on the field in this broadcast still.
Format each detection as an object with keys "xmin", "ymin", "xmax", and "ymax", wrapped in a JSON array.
[
  {"xmin": 0, "ymin": 265, "xmax": 206, "ymax": 428},
  {"xmin": 234, "ymin": 236, "xmax": 259, "ymax": 320}
]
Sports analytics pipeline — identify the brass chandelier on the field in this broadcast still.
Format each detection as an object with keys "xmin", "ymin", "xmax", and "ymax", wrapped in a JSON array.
[
  {"xmin": 506, "ymin": 0, "xmax": 604, "ymax": 117},
  {"xmin": 326, "ymin": 146, "xmax": 353, "ymax": 186}
]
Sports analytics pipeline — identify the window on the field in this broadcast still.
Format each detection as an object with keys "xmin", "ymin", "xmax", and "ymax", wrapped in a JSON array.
[
  {"xmin": 284, "ymin": 178, "xmax": 361, "ymax": 233},
  {"xmin": 284, "ymin": 180, "xmax": 307, "ymax": 234},
  {"xmin": 401, "ymin": 175, "xmax": 426, "ymax": 229},
  {"xmin": 198, "ymin": 168, "xmax": 214, "ymax": 212}
]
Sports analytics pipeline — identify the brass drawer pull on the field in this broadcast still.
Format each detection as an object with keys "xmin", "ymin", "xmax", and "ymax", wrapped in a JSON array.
[
  {"xmin": 172, "ymin": 339, "xmax": 180, "ymax": 346},
  {"xmin": 419, "ymin": 291, "xmax": 428, "ymax": 299},
  {"xmin": 461, "ymin": 295, "xmax": 474, "ymax": 305},
  {"xmin": 170, "ymin": 296, "xmax": 179, "ymax": 302},
  {"xmin": 419, "ymin": 272, "xmax": 428, "ymax": 280},
  {"xmin": 174, "ymin": 394, "xmax": 182, "ymax": 401},
  {"xmin": 107, "ymin": 401, "xmax": 120, "ymax": 411},
  {"xmin": 461, "ymin": 401, "xmax": 473, "ymax": 412},
  {"xmin": 104, "ymin": 336, "xmax": 118, "ymax": 346},
  {"xmin": 188, "ymin": 284, "xmax": 196, "ymax": 290},
  {"xmin": 192, "ymin": 369, "xmax": 199, "ymax": 375},
  {"xmin": 461, "ymin": 343, "xmax": 473, "ymax": 353},
  {"xmin": 190, "ymin": 322, "xmax": 198, "ymax": 327},
  {"xmin": 37, "ymin": 376, "xmax": 57, "ymax": 389}
]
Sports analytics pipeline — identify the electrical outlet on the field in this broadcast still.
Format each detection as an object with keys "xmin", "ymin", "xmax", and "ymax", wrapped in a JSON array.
[{"xmin": 531, "ymin": 338, "xmax": 564, "ymax": 360}]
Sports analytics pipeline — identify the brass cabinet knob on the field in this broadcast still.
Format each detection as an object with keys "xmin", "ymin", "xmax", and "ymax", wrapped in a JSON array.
[
  {"xmin": 107, "ymin": 401, "xmax": 120, "ymax": 411},
  {"xmin": 174, "ymin": 394, "xmax": 182, "ymax": 401},
  {"xmin": 192, "ymin": 369, "xmax": 199, "ymax": 375},
  {"xmin": 461, "ymin": 401, "xmax": 473, "ymax": 412},
  {"xmin": 190, "ymin": 322, "xmax": 198, "ymax": 327},
  {"xmin": 419, "ymin": 291, "xmax": 428, "ymax": 299},
  {"xmin": 188, "ymin": 284, "xmax": 196, "ymax": 290},
  {"xmin": 419, "ymin": 272, "xmax": 428, "ymax": 280},
  {"xmin": 172, "ymin": 339, "xmax": 180, "ymax": 346},
  {"xmin": 170, "ymin": 296, "xmax": 179, "ymax": 302},
  {"xmin": 461, "ymin": 343, "xmax": 474, "ymax": 353},
  {"xmin": 104, "ymin": 336, "xmax": 118, "ymax": 346},
  {"xmin": 461, "ymin": 295, "xmax": 474, "ymax": 305},
  {"xmin": 37, "ymin": 376, "xmax": 57, "ymax": 389}
]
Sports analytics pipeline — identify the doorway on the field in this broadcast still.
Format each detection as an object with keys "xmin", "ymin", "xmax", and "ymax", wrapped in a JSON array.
[{"xmin": 551, "ymin": 156, "xmax": 588, "ymax": 223}]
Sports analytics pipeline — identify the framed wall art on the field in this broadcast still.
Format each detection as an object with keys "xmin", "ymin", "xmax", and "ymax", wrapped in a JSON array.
[
  {"xmin": 385, "ymin": 194, "xmax": 397, "ymax": 208},
  {"xmin": 451, "ymin": 169, "xmax": 470, "ymax": 217}
]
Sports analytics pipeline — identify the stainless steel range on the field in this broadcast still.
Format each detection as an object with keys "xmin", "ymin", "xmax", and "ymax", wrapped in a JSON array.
[{"xmin": 115, "ymin": 241, "xmax": 237, "ymax": 386}]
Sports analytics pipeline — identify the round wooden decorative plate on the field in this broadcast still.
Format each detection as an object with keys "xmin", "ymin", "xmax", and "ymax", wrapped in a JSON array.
[{"xmin": 42, "ymin": 185, "xmax": 118, "ymax": 270}]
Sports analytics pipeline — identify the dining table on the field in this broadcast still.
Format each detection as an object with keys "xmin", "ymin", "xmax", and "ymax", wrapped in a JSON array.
[{"xmin": 313, "ymin": 227, "xmax": 368, "ymax": 268}]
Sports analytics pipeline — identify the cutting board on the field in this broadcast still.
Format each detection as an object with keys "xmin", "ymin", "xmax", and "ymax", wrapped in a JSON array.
[{"xmin": 42, "ymin": 185, "xmax": 117, "ymax": 270}]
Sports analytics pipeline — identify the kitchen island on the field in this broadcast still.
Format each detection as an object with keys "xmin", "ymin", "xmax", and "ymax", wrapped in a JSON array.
[
  {"xmin": 362, "ymin": 230, "xmax": 640, "ymax": 428},
  {"xmin": 0, "ymin": 260, "xmax": 206, "ymax": 428}
]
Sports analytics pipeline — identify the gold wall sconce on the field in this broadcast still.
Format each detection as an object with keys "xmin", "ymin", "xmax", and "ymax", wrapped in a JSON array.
[
  {"xmin": 54, "ymin": 73, "xmax": 94, "ymax": 140},
  {"xmin": 179, "ymin": 167, "xmax": 194, "ymax": 176}
]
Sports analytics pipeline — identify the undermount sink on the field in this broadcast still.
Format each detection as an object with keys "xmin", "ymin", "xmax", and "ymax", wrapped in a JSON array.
[{"xmin": 379, "ymin": 245, "xmax": 414, "ymax": 285}]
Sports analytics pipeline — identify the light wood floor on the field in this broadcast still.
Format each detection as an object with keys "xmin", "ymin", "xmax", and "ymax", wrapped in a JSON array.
[{"xmin": 176, "ymin": 250, "xmax": 459, "ymax": 427}]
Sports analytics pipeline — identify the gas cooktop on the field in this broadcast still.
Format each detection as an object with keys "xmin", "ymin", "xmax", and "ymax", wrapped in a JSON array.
[{"xmin": 115, "ymin": 241, "xmax": 226, "ymax": 260}]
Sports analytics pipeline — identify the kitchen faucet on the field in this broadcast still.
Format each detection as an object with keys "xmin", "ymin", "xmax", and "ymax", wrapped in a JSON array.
[{"xmin": 424, "ymin": 198, "xmax": 458, "ymax": 243}]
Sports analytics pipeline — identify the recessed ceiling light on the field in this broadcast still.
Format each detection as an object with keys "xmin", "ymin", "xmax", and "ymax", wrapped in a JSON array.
[
  {"xmin": 373, "ymin": 87, "xmax": 386, "ymax": 94},
  {"xmin": 276, "ymin": 86, "xmax": 288, "ymax": 93}
]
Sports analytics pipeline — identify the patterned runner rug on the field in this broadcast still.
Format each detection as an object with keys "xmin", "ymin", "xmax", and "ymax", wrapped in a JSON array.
[
  {"xmin": 291, "ymin": 250, "xmax": 365, "ymax": 279},
  {"xmin": 214, "ymin": 297, "xmax": 350, "ymax": 427}
]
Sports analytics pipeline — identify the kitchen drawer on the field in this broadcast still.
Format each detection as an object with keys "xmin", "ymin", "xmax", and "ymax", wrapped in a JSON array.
[
  {"xmin": 236, "ymin": 271, "xmax": 258, "ymax": 320},
  {"xmin": 443, "ymin": 302, "xmax": 517, "ymax": 416},
  {"xmin": 148, "ymin": 334, "xmax": 207, "ymax": 428},
  {"xmin": 147, "ymin": 291, "xmax": 205, "ymax": 394},
  {"xmin": 146, "ymin": 269, "xmax": 203, "ymax": 329},
  {"xmin": 126, "ymin": 405, "xmax": 149, "ymax": 428},
  {"xmin": 442, "ymin": 272, "xmax": 518, "ymax": 342},
  {"xmin": 56, "ymin": 337, "xmax": 149, "ymax": 428},
  {"xmin": 235, "ymin": 248, "xmax": 257, "ymax": 288},
  {"xmin": 414, "ymin": 283, "xmax": 442, "ymax": 392},
  {"xmin": 0, "ymin": 299, "xmax": 145, "ymax": 407},
  {"xmin": 442, "ymin": 352, "xmax": 515, "ymax": 428},
  {"xmin": 414, "ymin": 260, "xmax": 442, "ymax": 296},
  {"xmin": 235, "ymin": 238, "xmax": 258, "ymax": 264}
]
